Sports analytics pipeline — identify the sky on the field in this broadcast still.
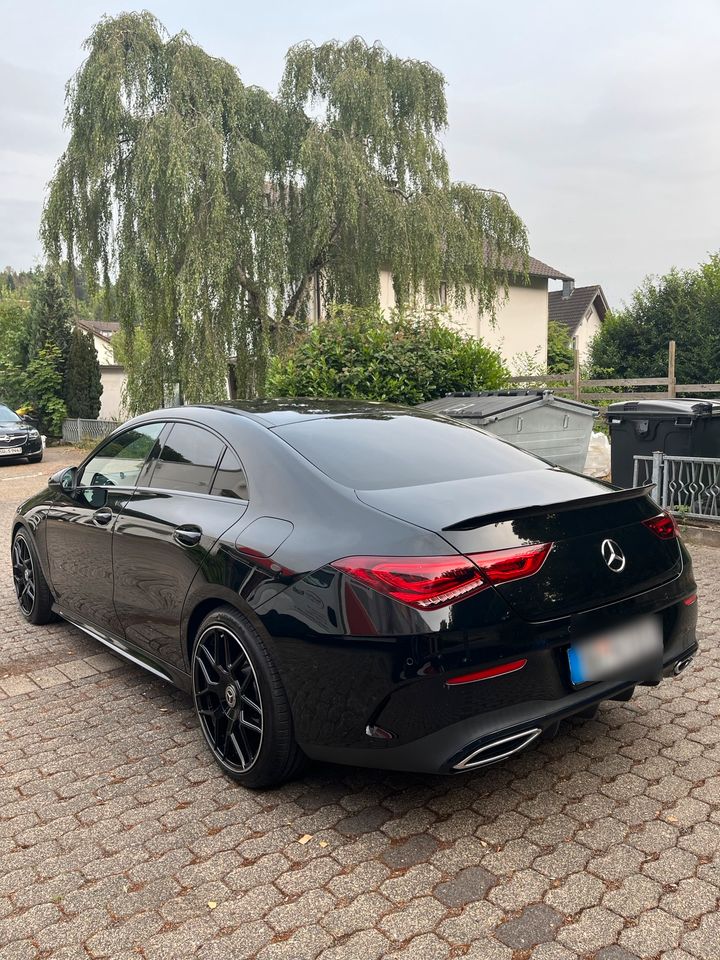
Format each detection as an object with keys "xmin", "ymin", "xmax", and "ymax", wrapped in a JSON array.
[{"xmin": 1, "ymin": 0, "xmax": 719, "ymax": 307}]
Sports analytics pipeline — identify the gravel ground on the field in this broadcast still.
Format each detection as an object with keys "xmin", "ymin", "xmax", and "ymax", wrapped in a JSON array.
[{"xmin": 1, "ymin": 445, "xmax": 719, "ymax": 960}]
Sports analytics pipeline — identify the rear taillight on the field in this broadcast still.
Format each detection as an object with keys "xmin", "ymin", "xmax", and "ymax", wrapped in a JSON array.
[
  {"xmin": 643, "ymin": 512, "xmax": 678, "ymax": 540},
  {"xmin": 468, "ymin": 543, "xmax": 552, "ymax": 584},
  {"xmin": 330, "ymin": 556, "xmax": 486, "ymax": 609},
  {"xmin": 331, "ymin": 542, "xmax": 552, "ymax": 610}
]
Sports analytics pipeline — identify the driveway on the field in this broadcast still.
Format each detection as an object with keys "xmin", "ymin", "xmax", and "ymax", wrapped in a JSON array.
[{"xmin": 1, "ymin": 446, "xmax": 719, "ymax": 960}]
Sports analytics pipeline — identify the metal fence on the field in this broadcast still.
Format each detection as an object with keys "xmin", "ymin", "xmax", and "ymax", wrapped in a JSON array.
[
  {"xmin": 62, "ymin": 418, "xmax": 119, "ymax": 444},
  {"xmin": 633, "ymin": 453, "xmax": 720, "ymax": 520}
]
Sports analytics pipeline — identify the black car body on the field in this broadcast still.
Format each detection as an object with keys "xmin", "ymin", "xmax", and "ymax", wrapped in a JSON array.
[
  {"xmin": 0, "ymin": 404, "xmax": 43, "ymax": 463},
  {"xmin": 12, "ymin": 400, "xmax": 698, "ymax": 787}
]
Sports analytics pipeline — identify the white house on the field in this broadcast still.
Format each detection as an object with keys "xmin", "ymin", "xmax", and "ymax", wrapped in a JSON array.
[
  {"xmin": 377, "ymin": 255, "xmax": 574, "ymax": 372},
  {"xmin": 75, "ymin": 319, "xmax": 126, "ymax": 420},
  {"xmin": 548, "ymin": 283, "xmax": 609, "ymax": 364}
]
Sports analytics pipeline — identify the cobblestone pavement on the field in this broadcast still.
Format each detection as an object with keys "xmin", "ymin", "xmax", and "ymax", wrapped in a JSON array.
[{"xmin": 1, "ymin": 447, "xmax": 719, "ymax": 960}]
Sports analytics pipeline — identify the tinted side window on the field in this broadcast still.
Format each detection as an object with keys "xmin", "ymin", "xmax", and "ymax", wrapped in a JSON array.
[
  {"xmin": 78, "ymin": 423, "xmax": 164, "ymax": 488},
  {"xmin": 210, "ymin": 447, "xmax": 249, "ymax": 500},
  {"xmin": 149, "ymin": 423, "xmax": 224, "ymax": 495}
]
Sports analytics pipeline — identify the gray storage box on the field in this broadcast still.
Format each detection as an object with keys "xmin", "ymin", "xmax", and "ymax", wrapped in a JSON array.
[{"xmin": 419, "ymin": 390, "xmax": 598, "ymax": 473}]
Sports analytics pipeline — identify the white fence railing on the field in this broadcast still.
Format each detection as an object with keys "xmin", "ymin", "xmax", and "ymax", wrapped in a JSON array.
[
  {"xmin": 62, "ymin": 418, "xmax": 119, "ymax": 444},
  {"xmin": 633, "ymin": 453, "xmax": 720, "ymax": 520}
]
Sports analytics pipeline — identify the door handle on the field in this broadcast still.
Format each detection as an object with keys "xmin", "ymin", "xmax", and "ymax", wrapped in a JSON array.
[
  {"xmin": 93, "ymin": 507, "xmax": 113, "ymax": 526},
  {"xmin": 173, "ymin": 525, "xmax": 203, "ymax": 547}
]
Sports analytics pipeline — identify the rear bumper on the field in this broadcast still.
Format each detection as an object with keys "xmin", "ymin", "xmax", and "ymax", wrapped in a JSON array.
[{"xmin": 303, "ymin": 639, "xmax": 699, "ymax": 774}]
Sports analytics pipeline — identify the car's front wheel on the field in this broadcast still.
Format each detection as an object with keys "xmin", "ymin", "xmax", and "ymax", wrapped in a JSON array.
[
  {"xmin": 191, "ymin": 606, "xmax": 305, "ymax": 789},
  {"xmin": 11, "ymin": 530, "xmax": 55, "ymax": 624}
]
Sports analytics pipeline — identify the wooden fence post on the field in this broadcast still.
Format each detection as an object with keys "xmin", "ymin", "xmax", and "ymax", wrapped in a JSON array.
[
  {"xmin": 573, "ymin": 346, "xmax": 580, "ymax": 401},
  {"xmin": 668, "ymin": 341, "xmax": 676, "ymax": 398}
]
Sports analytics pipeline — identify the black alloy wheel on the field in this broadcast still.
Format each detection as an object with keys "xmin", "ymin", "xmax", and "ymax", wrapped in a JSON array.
[
  {"xmin": 191, "ymin": 606, "xmax": 305, "ymax": 788},
  {"xmin": 193, "ymin": 624, "xmax": 264, "ymax": 773},
  {"xmin": 11, "ymin": 531, "xmax": 54, "ymax": 624},
  {"xmin": 12, "ymin": 534, "xmax": 35, "ymax": 617}
]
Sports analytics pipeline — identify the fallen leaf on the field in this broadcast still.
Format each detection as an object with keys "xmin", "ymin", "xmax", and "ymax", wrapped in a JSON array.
[
  {"xmin": 208, "ymin": 901, "xmax": 217, "ymax": 909},
  {"xmin": 298, "ymin": 834, "xmax": 313, "ymax": 845},
  {"xmin": 319, "ymin": 841, "xmax": 328, "ymax": 848}
]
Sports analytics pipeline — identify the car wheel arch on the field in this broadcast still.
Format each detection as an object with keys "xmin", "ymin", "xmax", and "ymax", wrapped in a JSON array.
[{"xmin": 183, "ymin": 590, "xmax": 272, "ymax": 668}]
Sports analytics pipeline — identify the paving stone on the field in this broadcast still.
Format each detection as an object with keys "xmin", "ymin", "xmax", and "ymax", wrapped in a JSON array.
[
  {"xmin": 494, "ymin": 903, "xmax": 563, "ymax": 950},
  {"xmin": 660, "ymin": 877, "xmax": 720, "ymax": 920},
  {"xmin": 682, "ymin": 912, "xmax": 720, "ymax": 960},
  {"xmin": 381, "ymin": 834, "xmax": 439, "ymax": 870},
  {"xmin": 556, "ymin": 906, "xmax": 624, "ymax": 953},
  {"xmin": 618, "ymin": 908, "xmax": 685, "ymax": 957},
  {"xmin": 601, "ymin": 875, "xmax": 662, "ymax": 918},
  {"xmin": 544, "ymin": 870, "xmax": 606, "ymax": 915},
  {"xmin": 379, "ymin": 895, "xmax": 446, "ymax": 942},
  {"xmin": 433, "ymin": 865, "xmax": 496, "ymax": 907}
]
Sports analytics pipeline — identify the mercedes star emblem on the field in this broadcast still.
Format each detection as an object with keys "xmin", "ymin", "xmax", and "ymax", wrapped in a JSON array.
[{"xmin": 601, "ymin": 538, "xmax": 626, "ymax": 573}]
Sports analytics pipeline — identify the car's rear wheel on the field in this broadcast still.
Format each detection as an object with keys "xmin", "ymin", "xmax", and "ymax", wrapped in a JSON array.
[
  {"xmin": 191, "ymin": 606, "xmax": 305, "ymax": 789},
  {"xmin": 12, "ymin": 530, "xmax": 55, "ymax": 624}
]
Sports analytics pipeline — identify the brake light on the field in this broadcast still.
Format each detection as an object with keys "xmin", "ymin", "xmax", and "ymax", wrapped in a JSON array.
[
  {"xmin": 643, "ymin": 512, "xmax": 678, "ymax": 540},
  {"xmin": 330, "ymin": 556, "xmax": 487, "ymax": 609},
  {"xmin": 332, "ymin": 542, "xmax": 552, "ymax": 610},
  {"xmin": 468, "ymin": 543, "xmax": 552, "ymax": 584}
]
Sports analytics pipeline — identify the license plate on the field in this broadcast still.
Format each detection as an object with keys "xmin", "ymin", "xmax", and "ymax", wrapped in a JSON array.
[
  {"xmin": 568, "ymin": 616, "xmax": 663, "ymax": 685},
  {"xmin": 0, "ymin": 447, "xmax": 22, "ymax": 456}
]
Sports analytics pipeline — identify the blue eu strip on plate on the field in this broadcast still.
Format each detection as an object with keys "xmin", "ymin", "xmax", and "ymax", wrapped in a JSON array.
[{"xmin": 568, "ymin": 645, "xmax": 586, "ymax": 685}]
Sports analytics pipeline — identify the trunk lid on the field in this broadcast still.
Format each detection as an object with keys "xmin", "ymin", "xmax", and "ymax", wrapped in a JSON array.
[{"xmin": 356, "ymin": 468, "xmax": 683, "ymax": 620}]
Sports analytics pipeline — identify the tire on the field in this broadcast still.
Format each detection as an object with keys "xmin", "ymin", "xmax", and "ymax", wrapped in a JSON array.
[
  {"xmin": 28, "ymin": 451, "xmax": 43, "ymax": 463},
  {"xmin": 191, "ymin": 605, "xmax": 306, "ymax": 789},
  {"xmin": 11, "ymin": 529, "xmax": 55, "ymax": 625}
]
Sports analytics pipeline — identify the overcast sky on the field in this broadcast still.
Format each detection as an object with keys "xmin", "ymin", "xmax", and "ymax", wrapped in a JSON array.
[{"xmin": 2, "ymin": 0, "xmax": 719, "ymax": 306}]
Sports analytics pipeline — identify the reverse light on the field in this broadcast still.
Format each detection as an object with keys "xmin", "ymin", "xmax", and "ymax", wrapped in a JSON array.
[
  {"xmin": 642, "ymin": 512, "xmax": 679, "ymax": 540},
  {"xmin": 331, "ymin": 542, "xmax": 552, "ymax": 611}
]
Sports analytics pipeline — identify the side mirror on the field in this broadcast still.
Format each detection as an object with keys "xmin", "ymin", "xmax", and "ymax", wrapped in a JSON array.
[{"xmin": 49, "ymin": 466, "xmax": 77, "ymax": 492}]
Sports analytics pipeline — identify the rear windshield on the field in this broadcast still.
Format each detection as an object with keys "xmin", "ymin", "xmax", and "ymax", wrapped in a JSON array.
[{"xmin": 273, "ymin": 413, "xmax": 541, "ymax": 489}]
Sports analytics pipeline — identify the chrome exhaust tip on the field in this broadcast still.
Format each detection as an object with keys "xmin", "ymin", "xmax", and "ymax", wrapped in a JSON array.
[
  {"xmin": 673, "ymin": 656, "xmax": 694, "ymax": 676},
  {"xmin": 453, "ymin": 728, "xmax": 542, "ymax": 771}
]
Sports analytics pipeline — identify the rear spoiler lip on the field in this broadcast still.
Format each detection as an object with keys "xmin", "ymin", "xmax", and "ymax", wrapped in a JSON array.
[{"xmin": 443, "ymin": 484, "xmax": 655, "ymax": 532}]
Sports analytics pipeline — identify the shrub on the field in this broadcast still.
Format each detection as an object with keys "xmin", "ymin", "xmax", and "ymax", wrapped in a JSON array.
[{"xmin": 267, "ymin": 305, "xmax": 509, "ymax": 404}]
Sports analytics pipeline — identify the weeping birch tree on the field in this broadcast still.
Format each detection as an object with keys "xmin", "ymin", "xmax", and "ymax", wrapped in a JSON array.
[{"xmin": 43, "ymin": 12, "xmax": 528, "ymax": 411}]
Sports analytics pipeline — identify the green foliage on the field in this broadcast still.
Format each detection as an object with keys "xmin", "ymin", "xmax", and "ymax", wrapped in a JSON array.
[
  {"xmin": 43, "ymin": 14, "xmax": 528, "ymax": 412},
  {"xmin": 0, "ymin": 297, "xmax": 30, "ymax": 370},
  {"xmin": 267, "ymin": 305, "xmax": 509, "ymax": 404},
  {"xmin": 590, "ymin": 255, "xmax": 720, "ymax": 382},
  {"xmin": 547, "ymin": 320, "xmax": 574, "ymax": 374},
  {"xmin": 27, "ymin": 269, "xmax": 73, "ymax": 378},
  {"xmin": 15, "ymin": 345, "xmax": 68, "ymax": 436},
  {"xmin": 65, "ymin": 328, "xmax": 103, "ymax": 418}
]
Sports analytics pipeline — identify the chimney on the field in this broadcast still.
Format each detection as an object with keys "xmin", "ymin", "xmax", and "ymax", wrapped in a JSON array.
[{"xmin": 562, "ymin": 279, "xmax": 575, "ymax": 300}]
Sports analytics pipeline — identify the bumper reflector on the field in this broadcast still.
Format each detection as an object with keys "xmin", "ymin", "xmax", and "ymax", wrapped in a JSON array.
[
  {"xmin": 446, "ymin": 658, "xmax": 528, "ymax": 686},
  {"xmin": 683, "ymin": 594, "xmax": 698, "ymax": 606}
]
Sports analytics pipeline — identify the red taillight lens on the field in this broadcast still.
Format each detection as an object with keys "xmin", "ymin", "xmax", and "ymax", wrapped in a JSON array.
[
  {"xmin": 642, "ymin": 512, "xmax": 678, "ymax": 540},
  {"xmin": 332, "ymin": 543, "xmax": 552, "ymax": 610},
  {"xmin": 468, "ymin": 543, "xmax": 552, "ymax": 584},
  {"xmin": 330, "ymin": 556, "xmax": 487, "ymax": 609}
]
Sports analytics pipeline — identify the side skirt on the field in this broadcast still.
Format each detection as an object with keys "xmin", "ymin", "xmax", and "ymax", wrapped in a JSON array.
[{"xmin": 54, "ymin": 604, "xmax": 191, "ymax": 691}]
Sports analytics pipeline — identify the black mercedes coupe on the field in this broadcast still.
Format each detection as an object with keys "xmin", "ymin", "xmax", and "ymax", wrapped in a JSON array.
[{"xmin": 12, "ymin": 401, "xmax": 698, "ymax": 788}]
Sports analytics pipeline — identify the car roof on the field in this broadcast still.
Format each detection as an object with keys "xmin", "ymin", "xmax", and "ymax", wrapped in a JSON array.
[{"xmin": 163, "ymin": 398, "xmax": 428, "ymax": 428}]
